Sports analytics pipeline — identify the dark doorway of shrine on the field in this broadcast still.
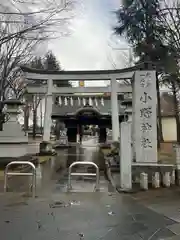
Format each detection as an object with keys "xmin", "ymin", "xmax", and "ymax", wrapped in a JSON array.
[
  {"xmin": 66, "ymin": 105, "xmax": 107, "ymax": 143},
  {"xmin": 52, "ymin": 104, "xmax": 127, "ymax": 144}
]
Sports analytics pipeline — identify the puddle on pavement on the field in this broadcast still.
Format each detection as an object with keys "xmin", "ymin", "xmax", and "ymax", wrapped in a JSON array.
[
  {"xmin": 49, "ymin": 200, "xmax": 81, "ymax": 208},
  {"xmin": 5, "ymin": 201, "xmax": 29, "ymax": 207},
  {"xmin": 108, "ymin": 211, "xmax": 115, "ymax": 216}
]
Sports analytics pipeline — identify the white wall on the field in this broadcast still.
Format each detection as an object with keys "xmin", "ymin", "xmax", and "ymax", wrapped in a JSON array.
[{"xmin": 162, "ymin": 117, "xmax": 177, "ymax": 141}]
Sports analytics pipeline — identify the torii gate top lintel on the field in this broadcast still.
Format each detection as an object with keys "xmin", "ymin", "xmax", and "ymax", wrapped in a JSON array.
[{"xmin": 21, "ymin": 66, "xmax": 137, "ymax": 81}]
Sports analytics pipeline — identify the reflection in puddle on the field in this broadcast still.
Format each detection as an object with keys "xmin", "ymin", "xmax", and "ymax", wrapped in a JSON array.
[
  {"xmin": 70, "ymin": 200, "xmax": 81, "ymax": 206},
  {"xmin": 49, "ymin": 200, "xmax": 81, "ymax": 208},
  {"xmin": 36, "ymin": 164, "xmax": 42, "ymax": 187},
  {"xmin": 50, "ymin": 157, "xmax": 55, "ymax": 168},
  {"xmin": 108, "ymin": 211, "xmax": 115, "ymax": 216}
]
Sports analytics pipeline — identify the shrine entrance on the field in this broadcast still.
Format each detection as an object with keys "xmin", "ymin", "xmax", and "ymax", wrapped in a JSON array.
[
  {"xmin": 75, "ymin": 105, "xmax": 102, "ymax": 144},
  {"xmin": 21, "ymin": 65, "xmax": 159, "ymax": 191},
  {"xmin": 52, "ymin": 102, "xmax": 127, "ymax": 144},
  {"xmin": 22, "ymin": 65, "xmax": 158, "ymax": 164}
]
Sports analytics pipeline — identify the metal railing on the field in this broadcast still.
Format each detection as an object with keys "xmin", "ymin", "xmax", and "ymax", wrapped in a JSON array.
[
  {"xmin": 4, "ymin": 161, "xmax": 36, "ymax": 198},
  {"xmin": 67, "ymin": 161, "xmax": 100, "ymax": 191}
]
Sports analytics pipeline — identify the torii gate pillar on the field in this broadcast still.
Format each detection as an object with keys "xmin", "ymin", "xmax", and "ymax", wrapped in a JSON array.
[
  {"xmin": 43, "ymin": 79, "xmax": 53, "ymax": 142},
  {"xmin": 111, "ymin": 77, "xmax": 120, "ymax": 141}
]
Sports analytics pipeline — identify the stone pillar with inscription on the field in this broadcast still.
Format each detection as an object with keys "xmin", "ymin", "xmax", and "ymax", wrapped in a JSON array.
[{"xmin": 133, "ymin": 71, "xmax": 157, "ymax": 163}]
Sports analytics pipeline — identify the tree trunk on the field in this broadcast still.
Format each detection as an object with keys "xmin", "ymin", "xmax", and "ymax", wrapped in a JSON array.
[
  {"xmin": 32, "ymin": 109, "xmax": 37, "ymax": 140},
  {"xmin": 32, "ymin": 94, "xmax": 38, "ymax": 140},
  {"xmin": 40, "ymin": 100, "xmax": 43, "ymax": 134},
  {"xmin": 172, "ymin": 82, "xmax": 180, "ymax": 143},
  {"xmin": 156, "ymin": 73, "xmax": 163, "ymax": 148},
  {"xmin": 24, "ymin": 99, "xmax": 29, "ymax": 133}
]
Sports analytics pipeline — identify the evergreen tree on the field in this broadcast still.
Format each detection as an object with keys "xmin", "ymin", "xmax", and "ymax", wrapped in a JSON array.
[
  {"xmin": 44, "ymin": 51, "xmax": 61, "ymax": 71},
  {"xmin": 29, "ymin": 52, "xmax": 60, "ymax": 71},
  {"xmin": 115, "ymin": 0, "xmax": 167, "ymax": 65},
  {"xmin": 44, "ymin": 51, "xmax": 71, "ymax": 87},
  {"xmin": 30, "ymin": 57, "xmax": 44, "ymax": 69},
  {"xmin": 115, "ymin": 0, "xmax": 167, "ymax": 144},
  {"xmin": 28, "ymin": 51, "xmax": 70, "ymax": 87}
]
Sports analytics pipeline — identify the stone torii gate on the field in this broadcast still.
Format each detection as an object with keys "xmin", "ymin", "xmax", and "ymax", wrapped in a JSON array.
[{"xmin": 22, "ymin": 66, "xmax": 158, "ymax": 165}]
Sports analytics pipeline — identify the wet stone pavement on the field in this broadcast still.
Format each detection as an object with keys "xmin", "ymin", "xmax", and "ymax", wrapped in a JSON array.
[
  {"xmin": 0, "ymin": 137, "xmax": 178, "ymax": 239},
  {"xmin": 0, "ymin": 192, "xmax": 177, "ymax": 240}
]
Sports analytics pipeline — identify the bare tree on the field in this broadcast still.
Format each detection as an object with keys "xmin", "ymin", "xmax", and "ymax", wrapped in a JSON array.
[
  {"xmin": 0, "ymin": 0, "xmax": 74, "ymax": 131},
  {"xmin": 23, "ymin": 93, "xmax": 43, "ymax": 139},
  {"xmin": 0, "ymin": 0, "xmax": 74, "ymax": 97},
  {"xmin": 0, "ymin": 23, "xmax": 41, "ymax": 101},
  {"xmin": 0, "ymin": 0, "xmax": 74, "ymax": 45},
  {"xmin": 31, "ymin": 94, "xmax": 42, "ymax": 139}
]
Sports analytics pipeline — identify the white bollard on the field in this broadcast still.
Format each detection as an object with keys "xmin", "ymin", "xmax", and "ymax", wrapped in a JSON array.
[
  {"xmin": 163, "ymin": 172, "xmax": 171, "ymax": 187},
  {"xmin": 152, "ymin": 172, "xmax": 160, "ymax": 188},
  {"xmin": 171, "ymin": 170, "xmax": 175, "ymax": 185},
  {"xmin": 140, "ymin": 173, "xmax": 148, "ymax": 190}
]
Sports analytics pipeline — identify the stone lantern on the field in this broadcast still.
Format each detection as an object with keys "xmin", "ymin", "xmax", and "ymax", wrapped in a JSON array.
[{"xmin": 0, "ymin": 99, "xmax": 28, "ymax": 160}]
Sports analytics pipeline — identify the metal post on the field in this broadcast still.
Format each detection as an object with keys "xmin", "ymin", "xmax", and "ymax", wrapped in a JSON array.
[
  {"xmin": 4, "ymin": 161, "xmax": 36, "ymax": 198},
  {"xmin": 67, "ymin": 161, "xmax": 100, "ymax": 191}
]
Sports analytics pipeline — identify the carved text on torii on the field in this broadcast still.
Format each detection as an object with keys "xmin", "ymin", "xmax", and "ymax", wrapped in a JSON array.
[
  {"xmin": 140, "ymin": 72, "xmax": 152, "ymax": 88},
  {"xmin": 140, "ymin": 92, "xmax": 152, "ymax": 104}
]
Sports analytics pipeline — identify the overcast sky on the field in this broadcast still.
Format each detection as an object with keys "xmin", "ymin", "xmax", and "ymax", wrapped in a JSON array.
[
  {"xmin": 1, "ymin": 0, "xmax": 130, "ymax": 73},
  {"xmin": 48, "ymin": 0, "xmax": 129, "ymax": 72},
  {"xmin": 46, "ymin": 0, "xmax": 130, "ymax": 87}
]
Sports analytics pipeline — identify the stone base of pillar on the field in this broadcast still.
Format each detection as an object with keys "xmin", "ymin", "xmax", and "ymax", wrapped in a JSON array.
[
  {"xmin": 39, "ymin": 141, "xmax": 54, "ymax": 155},
  {"xmin": 0, "ymin": 143, "xmax": 28, "ymax": 159}
]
